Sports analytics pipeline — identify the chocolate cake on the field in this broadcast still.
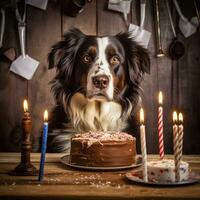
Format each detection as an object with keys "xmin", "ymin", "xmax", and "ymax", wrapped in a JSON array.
[{"xmin": 70, "ymin": 131, "xmax": 136, "ymax": 167}]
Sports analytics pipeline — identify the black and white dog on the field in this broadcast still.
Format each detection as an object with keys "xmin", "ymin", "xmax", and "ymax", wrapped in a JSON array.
[{"xmin": 47, "ymin": 28, "xmax": 150, "ymax": 152}]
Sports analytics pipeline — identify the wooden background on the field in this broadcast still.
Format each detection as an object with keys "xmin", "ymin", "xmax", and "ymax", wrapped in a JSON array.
[{"xmin": 0, "ymin": 0, "xmax": 200, "ymax": 154}]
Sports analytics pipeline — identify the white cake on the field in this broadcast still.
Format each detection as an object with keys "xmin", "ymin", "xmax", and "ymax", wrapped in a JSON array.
[{"xmin": 147, "ymin": 159, "xmax": 189, "ymax": 182}]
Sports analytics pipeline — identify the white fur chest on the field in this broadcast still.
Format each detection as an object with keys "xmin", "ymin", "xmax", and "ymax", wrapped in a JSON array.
[{"xmin": 69, "ymin": 93, "xmax": 128, "ymax": 132}]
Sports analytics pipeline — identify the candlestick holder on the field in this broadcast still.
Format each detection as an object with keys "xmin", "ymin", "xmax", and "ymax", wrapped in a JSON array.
[{"xmin": 10, "ymin": 112, "xmax": 38, "ymax": 176}]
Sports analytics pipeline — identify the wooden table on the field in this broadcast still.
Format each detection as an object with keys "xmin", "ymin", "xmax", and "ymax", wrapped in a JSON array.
[{"xmin": 0, "ymin": 153, "xmax": 200, "ymax": 200}]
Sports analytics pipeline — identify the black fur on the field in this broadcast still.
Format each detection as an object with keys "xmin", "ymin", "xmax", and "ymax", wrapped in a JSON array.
[
  {"xmin": 115, "ymin": 32, "xmax": 150, "ymax": 115},
  {"xmin": 48, "ymin": 29, "xmax": 85, "ymax": 128}
]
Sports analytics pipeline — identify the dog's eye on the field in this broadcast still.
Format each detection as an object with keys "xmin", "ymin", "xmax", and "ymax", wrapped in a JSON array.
[
  {"xmin": 110, "ymin": 56, "xmax": 120, "ymax": 65},
  {"xmin": 83, "ymin": 55, "xmax": 92, "ymax": 64}
]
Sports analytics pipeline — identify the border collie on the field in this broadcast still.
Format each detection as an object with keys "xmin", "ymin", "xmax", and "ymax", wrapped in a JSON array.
[{"xmin": 47, "ymin": 28, "xmax": 150, "ymax": 152}]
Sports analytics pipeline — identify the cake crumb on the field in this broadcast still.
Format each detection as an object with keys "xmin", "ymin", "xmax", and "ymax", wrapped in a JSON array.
[{"xmin": 11, "ymin": 182, "xmax": 16, "ymax": 186}]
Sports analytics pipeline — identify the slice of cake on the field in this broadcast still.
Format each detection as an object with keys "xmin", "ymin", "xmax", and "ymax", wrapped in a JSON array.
[
  {"xmin": 147, "ymin": 159, "xmax": 189, "ymax": 182},
  {"xmin": 70, "ymin": 131, "xmax": 136, "ymax": 167}
]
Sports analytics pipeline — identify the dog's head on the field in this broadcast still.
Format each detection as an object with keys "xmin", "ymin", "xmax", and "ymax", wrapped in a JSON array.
[{"xmin": 49, "ymin": 28, "xmax": 150, "ymax": 113}]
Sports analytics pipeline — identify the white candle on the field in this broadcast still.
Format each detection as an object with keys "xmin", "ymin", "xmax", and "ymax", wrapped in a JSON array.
[{"xmin": 140, "ymin": 108, "xmax": 148, "ymax": 182}]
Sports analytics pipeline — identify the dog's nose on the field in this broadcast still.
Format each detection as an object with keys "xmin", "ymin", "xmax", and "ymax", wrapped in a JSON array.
[{"xmin": 92, "ymin": 75, "xmax": 109, "ymax": 89}]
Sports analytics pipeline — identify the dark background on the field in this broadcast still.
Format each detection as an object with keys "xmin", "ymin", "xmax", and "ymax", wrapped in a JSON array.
[{"xmin": 0, "ymin": 0, "xmax": 200, "ymax": 154}]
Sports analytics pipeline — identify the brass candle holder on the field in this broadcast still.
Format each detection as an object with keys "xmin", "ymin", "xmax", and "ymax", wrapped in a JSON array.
[{"xmin": 10, "ymin": 100, "xmax": 38, "ymax": 176}]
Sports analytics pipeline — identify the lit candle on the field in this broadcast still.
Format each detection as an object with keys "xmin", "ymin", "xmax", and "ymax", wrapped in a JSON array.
[
  {"xmin": 158, "ymin": 91, "xmax": 164, "ymax": 159},
  {"xmin": 173, "ymin": 111, "xmax": 180, "ymax": 181},
  {"xmin": 23, "ymin": 99, "xmax": 28, "ymax": 113},
  {"xmin": 39, "ymin": 110, "xmax": 49, "ymax": 181},
  {"xmin": 178, "ymin": 113, "xmax": 184, "ymax": 161},
  {"xmin": 140, "ymin": 108, "xmax": 148, "ymax": 182},
  {"xmin": 12, "ymin": 99, "xmax": 37, "ymax": 175}
]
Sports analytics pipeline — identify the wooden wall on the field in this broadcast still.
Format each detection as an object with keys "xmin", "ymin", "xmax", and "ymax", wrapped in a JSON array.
[{"xmin": 0, "ymin": 0, "xmax": 200, "ymax": 154}]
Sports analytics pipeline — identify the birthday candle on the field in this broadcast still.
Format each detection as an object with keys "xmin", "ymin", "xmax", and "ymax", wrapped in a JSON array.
[
  {"xmin": 173, "ymin": 111, "xmax": 180, "ymax": 181},
  {"xmin": 158, "ymin": 91, "xmax": 164, "ymax": 159},
  {"xmin": 178, "ymin": 113, "xmax": 184, "ymax": 158},
  {"xmin": 140, "ymin": 108, "xmax": 148, "ymax": 182},
  {"xmin": 39, "ymin": 110, "xmax": 49, "ymax": 181}
]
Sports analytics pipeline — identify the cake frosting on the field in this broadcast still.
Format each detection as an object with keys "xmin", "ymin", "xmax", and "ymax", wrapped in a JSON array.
[
  {"xmin": 72, "ymin": 131, "xmax": 134, "ymax": 146},
  {"xmin": 70, "ymin": 131, "xmax": 136, "ymax": 167},
  {"xmin": 147, "ymin": 159, "xmax": 189, "ymax": 182}
]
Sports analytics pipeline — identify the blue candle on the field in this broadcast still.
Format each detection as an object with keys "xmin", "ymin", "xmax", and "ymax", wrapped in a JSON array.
[{"xmin": 39, "ymin": 110, "xmax": 48, "ymax": 181}]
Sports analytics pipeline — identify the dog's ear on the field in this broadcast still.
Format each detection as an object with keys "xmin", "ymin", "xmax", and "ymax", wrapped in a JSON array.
[
  {"xmin": 116, "ymin": 32, "xmax": 150, "ymax": 83},
  {"xmin": 48, "ymin": 28, "xmax": 85, "ymax": 71}
]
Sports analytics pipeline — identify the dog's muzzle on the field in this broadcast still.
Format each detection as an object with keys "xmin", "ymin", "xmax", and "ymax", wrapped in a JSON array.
[
  {"xmin": 87, "ymin": 63, "xmax": 114, "ymax": 101},
  {"xmin": 92, "ymin": 75, "xmax": 109, "ymax": 90}
]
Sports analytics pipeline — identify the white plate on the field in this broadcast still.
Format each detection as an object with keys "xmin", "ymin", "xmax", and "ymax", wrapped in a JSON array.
[
  {"xmin": 126, "ymin": 171, "xmax": 200, "ymax": 186},
  {"xmin": 60, "ymin": 155, "xmax": 142, "ymax": 171}
]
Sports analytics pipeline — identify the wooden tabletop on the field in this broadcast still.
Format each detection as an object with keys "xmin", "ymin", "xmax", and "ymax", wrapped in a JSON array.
[{"xmin": 0, "ymin": 153, "xmax": 200, "ymax": 200}]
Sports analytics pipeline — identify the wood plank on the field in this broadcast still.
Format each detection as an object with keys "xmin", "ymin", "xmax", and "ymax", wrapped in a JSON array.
[
  {"xmin": 97, "ymin": 0, "xmax": 127, "ymax": 36},
  {"xmin": 0, "ymin": 153, "xmax": 66, "ymax": 163},
  {"xmin": 1, "ymin": 162, "xmax": 199, "ymax": 175},
  {"xmin": 178, "ymin": 28, "xmax": 200, "ymax": 154},
  {"xmin": 0, "ymin": 154, "xmax": 200, "ymax": 199},
  {"xmin": 0, "ymin": 153, "xmax": 200, "ymax": 163},
  {"xmin": 0, "ymin": 8, "xmax": 27, "ymax": 152},
  {"xmin": 0, "ymin": 183, "xmax": 200, "ymax": 200},
  {"xmin": 62, "ymin": 0, "xmax": 96, "ymax": 35},
  {"xmin": 26, "ymin": 2, "xmax": 61, "ymax": 151}
]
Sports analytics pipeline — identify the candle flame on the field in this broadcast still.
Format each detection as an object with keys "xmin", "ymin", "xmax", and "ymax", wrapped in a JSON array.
[
  {"xmin": 179, "ymin": 112, "xmax": 183, "ymax": 123},
  {"xmin": 44, "ymin": 110, "xmax": 48, "ymax": 122},
  {"xmin": 158, "ymin": 91, "xmax": 163, "ymax": 105},
  {"xmin": 173, "ymin": 111, "xmax": 178, "ymax": 123},
  {"xmin": 23, "ymin": 99, "xmax": 28, "ymax": 112},
  {"xmin": 140, "ymin": 108, "xmax": 144, "ymax": 124}
]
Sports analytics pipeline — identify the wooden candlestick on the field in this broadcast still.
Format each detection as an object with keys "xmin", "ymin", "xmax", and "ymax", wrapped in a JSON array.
[{"xmin": 10, "ymin": 111, "xmax": 38, "ymax": 176}]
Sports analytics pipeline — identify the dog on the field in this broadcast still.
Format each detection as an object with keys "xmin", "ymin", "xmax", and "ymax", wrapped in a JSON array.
[{"xmin": 47, "ymin": 28, "xmax": 150, "ymax": 152}]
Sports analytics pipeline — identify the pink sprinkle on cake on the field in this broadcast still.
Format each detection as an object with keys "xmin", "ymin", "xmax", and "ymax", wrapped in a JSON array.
[{"xmin": 73, "ymin": 131, "xmax": 134, "ymax": 146}]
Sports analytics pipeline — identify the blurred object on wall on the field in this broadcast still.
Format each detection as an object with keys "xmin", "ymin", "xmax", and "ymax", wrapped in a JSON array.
[
  {"xmin": 10, "ymin": 2, "xmax": 39, "ymax": 80},
  {"xmin": 166, "ymin": 0, "xmax": 185, "ymax": 60},
  {"xmin": 128, "ymin": 0, "xmax": 151, "ymax": 48},
  {"xmin": 191, "ymin": 0, "xmax": 200, "ymax": 28},
  {"xmin": 107, "ymin": 0, "xmax": 132, "ymax": 25},
  {"xmin": 173, "ymin": 0, "xmax": 198, "ymax": 38},
  {"xmin": 0, "ymin": 48, "xmax": 16, "ymax": 90},
  {"xmin": 63, "ymin": 0, "xmax": 92, "ymax": 17},
  {"xmin": 0, "ymin": 8, "xmax": 5, "ymax": 49},
  {"xmin": 153, "ymin": 0, "xmax": 164, "ymax": 57},
  {"xmin": 0, "ymin": 0, "xmax": 16, "ymax": 8},
  {"xmin": 0, "ymin": 8, "xmax": 16, "ymax": 89},
  {"xmin": 26, "ymin": 0, "xmax": 48, "ymax": 10}
]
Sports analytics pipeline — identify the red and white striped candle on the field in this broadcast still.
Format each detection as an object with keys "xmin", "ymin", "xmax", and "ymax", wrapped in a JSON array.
[{"xmin": 158, "ymin": 91, "xmax": 164, "ymax": 159}]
